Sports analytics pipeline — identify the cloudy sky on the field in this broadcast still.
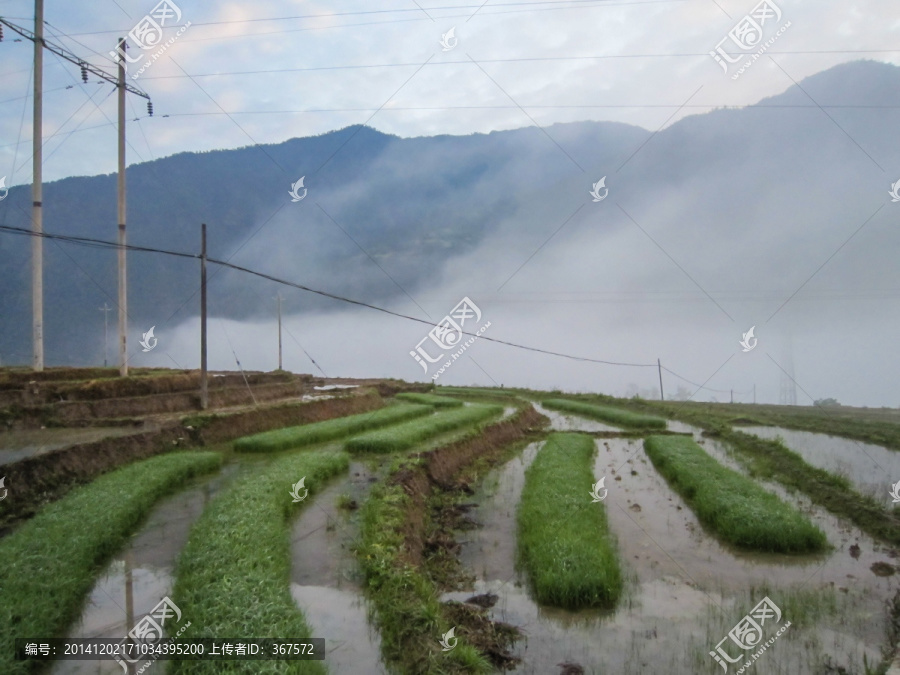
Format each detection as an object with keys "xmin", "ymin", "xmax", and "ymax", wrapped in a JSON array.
[
  {"xmin": 0, "ymin": 0, "xmax": 896, "ymax": 184},
  {"xmin": 1, "ymin": 1, "xmax": 898, "ymax": 408}
]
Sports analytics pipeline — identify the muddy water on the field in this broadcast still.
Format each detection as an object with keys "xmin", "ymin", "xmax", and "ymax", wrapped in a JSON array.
[
  {"xmin": 531, "ymin": 403, "xmax": 622, "ymax": 432},
  {"xmin": 51, "ymin": 466, "xmax": 236, "ymax": 674},
  {"xmin": 451, "ymin": 436, "xmax": 895, "ymax": 674},
  {"xmin": 0, "ymin": 427, "xmax": 138, "ymax": 466},
  {"xmin": 289, "ymin": 460, "xmax": 385, "ymax": 675},
  {"xmin": 739, "ymin": 426, "xmax": 899, "ymax": 500}
]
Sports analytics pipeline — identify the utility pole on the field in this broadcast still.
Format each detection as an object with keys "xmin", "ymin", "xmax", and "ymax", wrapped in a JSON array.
[
  {"xmin": 730, "ymin": 389, "xmax": 734, "ymax": 404},
  {"xmin": 116, "ymin": 37, "xmax": 128, "ymax": 377},
  {"xmin": 657, "ymin": 358, "xmax": 664, "ymax": 401},
  {"xmin": 0, "ymin": 15, "xmax": 151, "ymax": 374},
  {"xmin": 99, "ymin": 303, "xmax": 111, "ymax": 367},
  {"xmin": 753, "ymin": 384, "xmax": 756, "ymax": 404},
  {"xmin": 200, "ymin": 223, "xmax": 208, "ymax": 410},
  {"xmin": 276, "ymin": 293, "xmax": 282, "ymax": 371},
  {"xmin": 32, "ymin": 0, "xmax": 44, "ymax": 372}
]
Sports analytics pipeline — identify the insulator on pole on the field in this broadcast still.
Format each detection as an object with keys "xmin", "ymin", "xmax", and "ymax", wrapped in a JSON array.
[
  {"xmin": 147, "ymin": 101, "xmax": 153, "ymax": 117},
  {"xmin": 0, "ymin": 25, "xmax": 4, "ymax": 42},
  {"xmin": 80, "ymin": 64, "xmax": 88, "ymax": 83}
]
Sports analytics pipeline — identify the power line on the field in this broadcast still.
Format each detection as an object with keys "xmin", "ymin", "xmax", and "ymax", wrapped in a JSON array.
[
  {"xmin": 0, "ymin": 222, "xmax": 771, "ymax": 394},
  {"xmin": 0, "ymin": 222, "xmax": 656, "ymax": 365}
]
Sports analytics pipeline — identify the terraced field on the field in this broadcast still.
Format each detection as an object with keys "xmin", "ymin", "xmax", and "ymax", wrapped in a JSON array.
[{"xmin": 1, "ymin": 370, "xmax": 898, "ymax": 674}]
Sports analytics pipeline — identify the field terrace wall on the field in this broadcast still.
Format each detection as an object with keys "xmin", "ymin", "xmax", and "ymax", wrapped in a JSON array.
[
  {"xmin": 0, "ymin": 390, "xmax": 383, "ymax": 527},
  {"xmin": 390, "ymin": 404, "xmax": 547, "ymax": 567}
]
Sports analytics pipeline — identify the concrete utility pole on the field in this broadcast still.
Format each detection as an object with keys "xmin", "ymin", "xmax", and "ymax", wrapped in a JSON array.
[
  {"xmin": 200, "ymin": 223, "xmax": 208, "ymax": 410},
  {"xmin": 99, "ymin": 302, "xmax": 111, "ymax": 366},
  {"xmin": 32, "ymin": 0, "xmax": 44, "ymax": 371},
  {"xmin": 117, "ymin": 37, "xmax": 128, "ymax": 376},
  {"xmin": 657, "ymin": 358, "xmax": 664, "ymax": 401},
  {"xmin": 276, "ymin": 293, "xmax": 283, "ymax": 371},
  {"xmin": 0, "ymin": 14, "xmax": 151, "ymax": 374}
]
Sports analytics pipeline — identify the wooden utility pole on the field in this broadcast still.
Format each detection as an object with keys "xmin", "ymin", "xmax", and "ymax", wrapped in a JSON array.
[
  {"xmin": 99, "ymin": 303, "xmax": 111, "ymax": 366},
  {"xmin": 276, "ymin": 293, "xmax": 283, "ymax": 371},
  {"xmin": 32, "ymin": 0, "xmax": 44, "ymax": 372},
  {"xmin": 116, "ymin": 37, "xmax": 128, "ymax": 376},
  {"xmin": 200, "ymin": 223, "xmax": 208, "ymax": 410},
  {"xmin": 657, "ymin": 358, "xmax": 664, "ymax": 401}
]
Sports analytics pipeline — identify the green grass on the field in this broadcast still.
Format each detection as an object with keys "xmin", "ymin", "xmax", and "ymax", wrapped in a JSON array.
[
  {"xmin": 0, "ymin": 451, "xmax": 222, "ymax": 675},
  {"xmin": 233, "ymin": 403, "xmax": 433, "ymax": 453},
  {"xmin": 517, "ymin": 433, "xmax": 622, "ymax": 609},
  {"xmin": 358, "ymin": 471, "xmax": 491, "ymax": 674},
  {"xmin": 543, "ymin": 398, "xmax": 667, "ymax": 429},
  {"xmin": 395, "ymin": 392, "xmax": 464, "ymax": 408},
  {"xmin": 344, "ymin": 404, "xmax": 503, "ymax": 454},
  {"xmin": 643, "ymin": 435, "xmax": 827, "ymax": 553},
  {"xmin": 170, "ymin": 449, "xmax": 349, "ymax": 674}
]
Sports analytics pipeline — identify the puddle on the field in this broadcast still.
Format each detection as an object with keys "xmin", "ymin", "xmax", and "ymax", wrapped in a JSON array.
[
  {"xmin": 0, "ymin": 427, "xmax": 138, "ymax": 466},
  {"xmin": 290, "ymin": 461, "xmax": 385, "ymax": 674},
  {"xmin": 450, "ymin": 437, "xmax": 893, "ymax": 674},
  {"xmin": 739, "ymin": 426, "xmax": 899, "ymax": 500},
  {"xmin": 51, "ymin": 466, "xmax": 236, "ymax": 674},
  {"xmin": 313, "ymin": 385, "xmax": 359, "ymax": 391},
  {"xmin": 531, "ymin": 403, "xmax": 622, "ymax": 432}
]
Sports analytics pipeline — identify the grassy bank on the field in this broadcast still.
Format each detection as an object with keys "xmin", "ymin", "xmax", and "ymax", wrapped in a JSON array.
[
  {"xmin": 644, "ymin": 435, "xmax": 827, "ymax": 553},
  {"xmin": 518, "ymin": 433, "xmax": 623, "ymax": 609},
  {"xmin": 543, "ymin": 398, "xmax": 667, "ymax": 429},
  {"xmin": 0, "ymin": 451, "xmax": 222, "ymax": 675},
  {"xmin": 395, "ymin": 392, "xmax": 463, "ymax": 408},
  {"xmin": 717, "ymin": 429, "xmax": 900, "ymax": 546},
  {"xmin": 345, "ymin": 404, "xmax": 503, "ymax": 454},
  {"xmin": 171, "ymin": 449, "xmax": 349, "ymax": 674},
  {"xmin": 233, "ymin": 403, "xmax": 432, "ymax": 452},
  {"xmin": 358, "ymin": 477, "xmax": 491, "ymax": 674}
]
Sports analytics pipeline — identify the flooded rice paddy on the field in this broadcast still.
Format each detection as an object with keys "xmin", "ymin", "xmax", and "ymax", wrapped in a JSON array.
[
  {"xmin": 449, "ymin": 430, "xmax": 896, "ymax": 674},
  {"xmin": 0, "ymin": 427, "xmax": 138, "ymax": 466},
  {"xmin": 740, "ymin": 426, "xmax": 899, "ymax": 500}
]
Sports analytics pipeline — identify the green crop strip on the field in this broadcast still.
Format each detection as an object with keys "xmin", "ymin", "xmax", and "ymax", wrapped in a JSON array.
[
  {"xmin": 170, "ymin": 450, "xmax": 349, "ymax": 674},
  {"xmin": 395, "ymin": 392, "xmax": 463, "ymax": 408},
  {"xmin": 643, "ymin": 435, "xmax": 827, "ymax": 553},
  {"xmin": 543, "ymin": 398, "xmax": 667, "ymax": 429},
  {"xmin": 517, "ymin": 433, "xmax": 623, "ymax": 609},
  {"xmin": 345, "ymin": 404, "xmax": 503, "ymax": 454},
  {"xmin": 233, "ymin": 404, "xmax": 433, "ymax": 453},
  {"xmin": 0, "ymin": 451, "xmax": 222, "ymax": 675}
]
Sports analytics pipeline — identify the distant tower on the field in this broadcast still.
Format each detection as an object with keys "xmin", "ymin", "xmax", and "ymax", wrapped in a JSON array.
[{"xmin": 778, "ymin": 331, "xmax": 798, "ymax": 406}]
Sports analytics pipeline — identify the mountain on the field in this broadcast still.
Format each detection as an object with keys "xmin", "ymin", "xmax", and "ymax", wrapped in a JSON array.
[{"xmin": 1, "ymin": 59, "xmax": 899, "ymax": 369}]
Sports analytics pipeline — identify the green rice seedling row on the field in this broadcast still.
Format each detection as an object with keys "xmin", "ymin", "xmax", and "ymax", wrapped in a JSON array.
[
  {"xmin": 0, "ymin": 451, "xmax": 222, "ymax": 675},
  {"xmin": 344, "ymin": 404, "xmax": 504, "ymax": 454},
  {"xmin": 542, "ymin": 398, "xmax": 667, "ymax": 429},
  {"xmin": 517, "ymin": 433, "xmax": 623, "ymax": 609},
  {"xmin": 643, "ymin": 435, "xmax": 827, "ymax": 553},
  {"xmin": 233, "ymin": 403, "xmax": 433, "ymax": 453},
  {"xmin": 395, "ymin": 392, "xmax": 464, "ymax": 407},
  {"xmin": 170, "ymin": 449, "xmax": 349, "ymax": 674}
]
